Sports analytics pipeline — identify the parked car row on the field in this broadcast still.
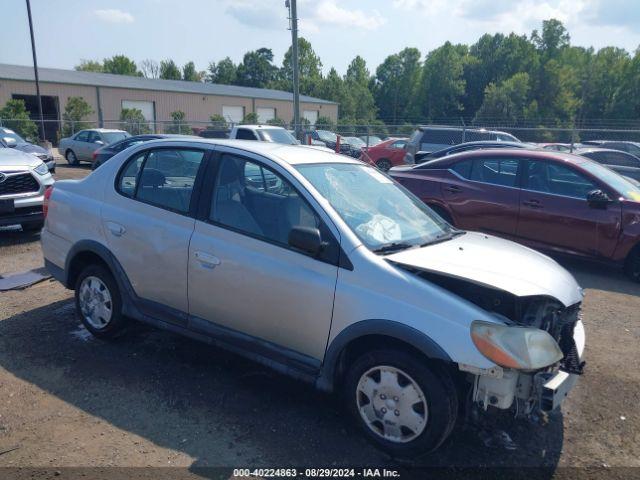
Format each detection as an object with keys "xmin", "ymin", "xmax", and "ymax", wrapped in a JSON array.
[{"xmin": 42, "ymin": 138, "xmax": 586, "ymax": 458}]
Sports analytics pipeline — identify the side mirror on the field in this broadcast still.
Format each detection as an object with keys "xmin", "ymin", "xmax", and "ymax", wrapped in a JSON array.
[
  {"xmin": 586, "ymin": 189, "xmax": 611, "ymax": 208},
  {"xmin": 3, "ymin": 137, "xmax": 17, "ymax": 147},
  {"xmin": 288, "ymin": 226, "xmax": 323, "ymax": 256},
  {"xmin": 94, "ymin": 140, "xmax": 104, "ymax": 145}
]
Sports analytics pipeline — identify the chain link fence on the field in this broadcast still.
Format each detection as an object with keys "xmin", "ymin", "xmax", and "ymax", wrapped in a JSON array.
[{"xmin": 2, "ymin": 117, "xmax": 640, "ymax": 150}]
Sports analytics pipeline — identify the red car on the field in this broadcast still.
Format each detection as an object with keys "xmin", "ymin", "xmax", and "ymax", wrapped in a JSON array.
[
  {"xmin": 389, "ymin": 149, "xmax": 640, "ymax": 281},
  {"xmin": 360, "ymin": 138, "xmax": 408, "ymax": 171}
]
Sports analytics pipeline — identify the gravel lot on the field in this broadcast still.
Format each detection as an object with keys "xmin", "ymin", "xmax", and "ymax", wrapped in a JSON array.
[{"xmin": 0, "ymin": 154, "xmax": 639, "ymax": 474}]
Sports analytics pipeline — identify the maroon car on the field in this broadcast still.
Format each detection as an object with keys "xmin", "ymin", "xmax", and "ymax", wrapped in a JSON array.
[{"xmin": 389, "ymin": 149, "xmax": 640, "ymax": 281}]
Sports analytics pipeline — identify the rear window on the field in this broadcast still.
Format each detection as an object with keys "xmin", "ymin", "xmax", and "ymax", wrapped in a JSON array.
[{"xmin": 421, "ymin": 129, "xmax": 463, "ymax": 144}]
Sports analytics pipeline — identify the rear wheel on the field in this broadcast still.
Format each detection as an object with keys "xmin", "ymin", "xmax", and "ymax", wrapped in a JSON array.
[
  {"xmin": 75, "ymin": 264, "xmax": 128, "ymax": 339},
  {"xmin": 624, "ymin": 246, "xmax": 640, "ymax": 282},
  {"xmin": 65, "ymin": 149, "xmax": 79, "ymax": 166},
  {"xmin": 376, "ymin": 159, "xmax": 392, "ymax": 172},
  {"xmin": 344, "ymin": 349, "xmax": 457, "ymax": 458}
]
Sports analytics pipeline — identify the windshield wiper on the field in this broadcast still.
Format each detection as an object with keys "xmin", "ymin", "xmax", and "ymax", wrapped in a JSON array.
[
  {"xmin": 372, "ymin": 242, "xmax": 415, "ymax": 254},
  {"xmin": 420, "ymin": 230, "xmax": 465, "ymax": 247}
]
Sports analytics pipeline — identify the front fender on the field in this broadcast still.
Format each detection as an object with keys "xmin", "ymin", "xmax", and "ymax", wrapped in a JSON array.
[{"xmin": 316, "ymin": 319, "xmax": 451, "ymax": 392}]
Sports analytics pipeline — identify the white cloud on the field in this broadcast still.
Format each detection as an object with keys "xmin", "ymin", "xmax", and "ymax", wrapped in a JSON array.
[
  {"xmin": 311, "ymin": 1, "xmax": 386, "ymax": 31},
  {"xmin": 93, "ymin": 9, "xmax": 134, "ymax": 24}
]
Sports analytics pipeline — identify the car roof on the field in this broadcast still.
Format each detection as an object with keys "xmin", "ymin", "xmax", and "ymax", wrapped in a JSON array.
[
  {"xmin": 141, "ymin": 138, "xmax": 360, "ymax": 166},
  {"xmin": 234, "ymin": 125, "xmax": 285, "ymax": 130},
  {"xmin": 421, "ymin": 148, "xmax": 593, "ymax": 167},
  {"xmin": 573, "ymin": 147, "xmax": 634, "ymax": 155}
]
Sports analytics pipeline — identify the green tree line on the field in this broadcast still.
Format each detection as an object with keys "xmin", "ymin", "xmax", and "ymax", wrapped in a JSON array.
[{"xmin": 68, "ymin": 18, "xmax": 639, "ymax": 132}]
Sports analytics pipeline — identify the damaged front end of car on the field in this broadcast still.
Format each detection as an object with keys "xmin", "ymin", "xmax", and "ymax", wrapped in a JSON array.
[{"xmin": 397, "ymin": 266, "xmax": 585, "ymax": 421}]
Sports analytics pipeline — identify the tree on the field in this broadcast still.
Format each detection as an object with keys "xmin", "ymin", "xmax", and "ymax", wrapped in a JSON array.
[
  {"xmin": 119, "ymin": 108, "xmax": 151, "ymax": 135},
  {"xmin": 418, "ymin": 42, "xmax": 468, "ymax": 121},
  {"xmin": 182, "ymin": 61, "xmax": 204, "ymax": 82},
  {"xmin": 236, "ymin": 48, "xmax": 278, "ymax": 88},
  {"xmin": 346, "ymin": 56, "xmax": 370, "ymax": 87},
  {"xmin": 373, "ymin": 48, "xmax": 421, "ymax": 124},
  {"xmin": 140, "ymin": 59, "xmax": 160, "ymax": 79},
  {"xmin": 474, "ymin": 73, "xmax": 531, "ymax": 125},
  {"xmin": 240, "ymin": 112, "xmax": 259, "ymax": 124},
  {"xmin": 266, "ymin": 117, "xmax": 287, "ymax": 127},
  {"xmin": 209, "ymin": 114, "xmax": 228, "ymax": 128},
  {"xmin": 279, "ymin": 38, "xmax": 323, "ymax": 95},
  {"xmin": 102, "ymin": 55, "xmax": 140, "ymax": 76},
  {"xmin": 75, "ymin": 59, "xmax": 103, "ymax": 72},
  {"xmin": 532, "ymin": 19, "xmax": 570, "ymax": 60},
  {"xmin": 207, "ymin": 57, "xmax": 237, "ymax": 84},
  {"xmin": 160, "ymin": 59, "xmax": 182, "ymax": 80},
  {"xmin": 315, "ymin": 115, "xmax": 335, "ymax": 131},
  {"xmin": 165, "ymin": 110, "xmax": 191, "ymax": 134},
  {"xmin": 0, "ymin": 99, "xmax": 38, "ymax": 141},
  {"xmin": 61, "ymin": 96, "xmax": 94, "ymax": 137}
]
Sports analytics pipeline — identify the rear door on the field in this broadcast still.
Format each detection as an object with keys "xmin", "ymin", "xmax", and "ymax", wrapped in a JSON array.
[
  {"xmin": 187, "ymin": 149, "xmax": 339, "ymax": 361},
  {"xmin": 101, "ymin": 146, "xmax": 208, "ymax": 323},
  {"xmin": 441, "ymin": 155, "xmax": 522, "ymax": 235},
  {"xmin": 516, "ymin": 159, "xmax": 621, "ymax": 257}
]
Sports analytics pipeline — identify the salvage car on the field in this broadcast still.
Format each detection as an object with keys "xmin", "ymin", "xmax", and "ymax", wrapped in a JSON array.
[
  {"xmin": 42, "ymin": 139, "xmax": 585, "ymax": 457},
  {"xmin": 360, "ymin": 138, "xmax": 408, "ymax": 171},
  {"xmin": 0, "ymin": 147, "xmax": 54, "ymax": 231},
  {"xmin": 389, "ymin": 148, "xmax": 640, "ymax": 281},
  {"xmin": 58, "ymin": 128, "xmax": 129, "ymax": 165},
  {"xmin": 574, "ymin": 147, "xmax": 640, "ymax": 182},
  {"xmin": 1, "ymin": 126, "xmax": 56, "ymax": 172}
]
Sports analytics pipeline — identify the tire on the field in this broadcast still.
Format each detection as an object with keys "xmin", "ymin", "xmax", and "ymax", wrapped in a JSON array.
[
  {"xmin": 375, "ymin": 159, "xmax": 393, "ymax": 172},
  {"xmin": 65, "ymin": 149, "xmax": 79, "ymax": 166},
  {"xmin": 21, "ymin": 221, "xmax": 44, "ymax": 233},
  {"xmin": 74, "ymin": 264, "xmax": 128, "ymax": 339},
  {"xmin": 344, "ymin": 349, "xmax": 458, "ymax": 458},
  {"xmin": 429, "ymin": 204, "xmax": 454, "ymax": 226},
  {"xmin": 624, "ymin": 246, "xmax": 640, "ymax": 282}
]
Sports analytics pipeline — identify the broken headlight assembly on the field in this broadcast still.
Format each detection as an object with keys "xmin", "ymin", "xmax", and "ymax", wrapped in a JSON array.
[{"xmin": 471, "ymin": 320, "xmax": 564, "ymax": 371}]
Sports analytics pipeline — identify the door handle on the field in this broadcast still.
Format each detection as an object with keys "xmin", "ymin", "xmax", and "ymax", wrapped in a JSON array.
[
  {"xmin": 106, "ymin": 222, "xmax": 126, "ymax": 236},
  {"xmin": 444, "ymin": 185, "xmax": 461, "ymax": 193},
  {"xmin": 523, "ymin": 199, "xmax": 543, "ymax": 209},
  {"xmin": 194, "ymin": 251, "xmax": 221, "ymax": 269}
]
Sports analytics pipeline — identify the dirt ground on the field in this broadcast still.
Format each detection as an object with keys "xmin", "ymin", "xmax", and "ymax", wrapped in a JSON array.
[{"xmin": 0, "ymin": 155, "xmax": 639, "ymax": 476}]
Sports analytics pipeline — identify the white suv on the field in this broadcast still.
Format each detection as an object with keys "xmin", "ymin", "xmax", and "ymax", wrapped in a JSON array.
[
  {"xmin": 41, "ymin": 139, "xmax": 585, "ymax": 457},
  {"xmin": 0, "ymin": 148, "xmax": 54, "ymax": 231}
]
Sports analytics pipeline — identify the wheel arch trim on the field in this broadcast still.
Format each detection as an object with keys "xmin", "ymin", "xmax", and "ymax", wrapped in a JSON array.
[{"xmin": 316, "ymin": 319, "xmax": 452, "ymax": 392}]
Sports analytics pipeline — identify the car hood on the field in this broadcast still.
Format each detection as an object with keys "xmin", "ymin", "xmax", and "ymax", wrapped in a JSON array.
[
  {"xmin": 0, "ymin": 148, "xmax": 41, "ymax": 169},
  {"xmin": 15, "ymin": 142, "xmax": 49, "ymax": 155},
  {"xmin": 385, "ymin": 231, "xmax": 583, "ymax": 307}
]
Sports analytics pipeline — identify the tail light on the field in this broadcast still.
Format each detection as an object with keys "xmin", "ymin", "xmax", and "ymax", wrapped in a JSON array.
[
  {"xmin": 92, "ymin": 150, "xmax": 98, "ymax": 161},
  {"xmin": 43, "ymin": 185, "xmax": 53, "ymax": 219}
]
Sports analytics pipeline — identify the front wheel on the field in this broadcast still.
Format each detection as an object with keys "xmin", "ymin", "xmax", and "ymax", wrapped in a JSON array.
[
  {"xmin": 376, "ymin": 159, "xmax": 392, "ymax": 172},
  {"xmin": 75, "ymin": 264, "xmax": 128, "ymax": 339},
  {"xmin": 344, "ymin": 349, "xmax": 458, "ymax": 458}
]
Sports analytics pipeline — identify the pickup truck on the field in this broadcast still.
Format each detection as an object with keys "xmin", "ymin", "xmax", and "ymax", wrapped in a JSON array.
[{"xmin": 229, "ymin": 125, "xmax": 334, "ymax": 153}]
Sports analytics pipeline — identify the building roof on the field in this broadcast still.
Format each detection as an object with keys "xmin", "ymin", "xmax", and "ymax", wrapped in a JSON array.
[{"xmin": 0, "ymin": 63, "xmax": 337, "ymax": 105}]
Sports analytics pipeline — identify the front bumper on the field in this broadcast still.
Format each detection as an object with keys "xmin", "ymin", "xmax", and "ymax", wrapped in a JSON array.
[{"xmin": 473, "ymin": 320, "xmax": 585, "ymax": 416}]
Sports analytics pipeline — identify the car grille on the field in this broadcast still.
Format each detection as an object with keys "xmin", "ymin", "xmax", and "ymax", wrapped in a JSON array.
[{"xmin": 0, "ymin": 172, "xmax": 40, "ymax": 196}]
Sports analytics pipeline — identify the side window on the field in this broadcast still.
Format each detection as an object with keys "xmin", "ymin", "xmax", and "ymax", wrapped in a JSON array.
[
  {"xmin": 210, "ymin": 154, "xmax": 319, "ymax": 247},
  {"xmin": 236, "ymin": 129, "xmax": 257, "ymax": 140},
  {"xmin": 421, "ymin": 129, "xmax": 462, "ymax": 145},
  {"xmin": 75, "ymin": 131, "xmax": 89, "ymax": 142},
  {"xmin": 602, "ymin": 152, "xmax": 638, "ymax": 168},
  {"xmin": 118, "ymin": 152, "xmax": 145, "ymax": 197},
  {"xmin": 526, "ymin": 161, "xmax": 596, "ymax": 199},
  {"xmin": 390, "ymin": 140, "xmax": 406, "ymax": 149},
  {"xmin": 88, "ymin": 131, "xmax": 102, "ymax": 143},
  {"xmin": 470, "ymin": 158, "xmax": 518, "ymax": 187},
  {"xmin": 450, "ymin": 159, "xmax": 473, "ymax": 178},
  {"xmin": 118, "ymin": 148, "xmax": 205, "ymax": 213}
]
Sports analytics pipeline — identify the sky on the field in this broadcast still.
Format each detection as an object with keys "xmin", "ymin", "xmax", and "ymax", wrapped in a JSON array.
[{"xmin": 1, "ymin": 0, "xmax": 639, "ymax": 76}]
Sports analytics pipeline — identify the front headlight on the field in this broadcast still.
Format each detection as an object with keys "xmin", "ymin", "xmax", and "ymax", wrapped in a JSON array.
[
  {"xmin": 471, "ymin": 320, "xmax": 563, "ymax": 370},
  {"xmin": 33, "ymin": 161, "xmax": 49, "ymax": 176}
]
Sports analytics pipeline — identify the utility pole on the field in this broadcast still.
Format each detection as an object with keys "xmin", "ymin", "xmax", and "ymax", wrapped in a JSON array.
[
  {"xmin": 286, "ymin": 0, "xmax": 301, "ymax": 139},
  {"xmin": 25, "ymin": 0, "xmax": 46, "ymax": 142}
]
